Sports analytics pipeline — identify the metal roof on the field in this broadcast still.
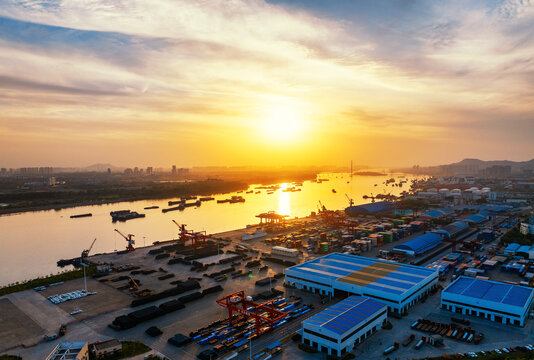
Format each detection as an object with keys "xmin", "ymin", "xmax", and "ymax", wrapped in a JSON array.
[
  {"xmin": 304, "ymin": 296, "xmax": 386, "ymax": 336},
  {"xmin": 345, "ymin": 201, "xmax": 395, "ymax": 214},
  {"xmin": 423, "ymin": 208, "xmax": 453, "ymax": 218},
  {"xmin": 286, "ymin": 253, "xmax": 437, "ymax": 296},
  {"xmin": 424, "ymin": 210, "xmax": 445, "ymax": 218},
  {"xmin": 518, "ymin": 245, "xmax": 530, "ymax": 254},
  {"xmin": 505, "ymin": 243, "xmax": 521, "ymax": 252},
  {"xmin": 393, "ymin": 233, "xmax": 442, "ymax": 255},
  {"xmin": 442, "ymin": 221, "xmax": 469, "ymax": 237},
  {"xmin": 465, "ymin": 214, "xmax": 488, "ymax": 224},
  {"xmin": 443, "ymin": 276, "xmax": 534, "ymax": 308}
]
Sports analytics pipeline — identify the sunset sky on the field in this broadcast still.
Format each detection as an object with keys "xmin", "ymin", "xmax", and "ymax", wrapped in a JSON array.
[{"xmin": 0, "ymin": 0, "xmax": 533, "ymax": 168}]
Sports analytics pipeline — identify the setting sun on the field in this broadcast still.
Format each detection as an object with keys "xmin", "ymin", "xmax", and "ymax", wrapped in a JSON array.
[{"xmin": 261, "ymin": 102, "xmax": 306, "ymax": 142}]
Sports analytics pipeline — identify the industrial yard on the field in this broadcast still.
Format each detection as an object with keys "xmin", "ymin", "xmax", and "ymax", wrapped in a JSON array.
[{"xmin": 1, "ymin": 189, "xmax": 534, "ymax": 360}]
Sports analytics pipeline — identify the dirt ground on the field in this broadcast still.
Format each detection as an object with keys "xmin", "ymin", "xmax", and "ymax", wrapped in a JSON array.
[{"xmin": 0, "ymin": 298, "xmax": 44, "ymax": 350}]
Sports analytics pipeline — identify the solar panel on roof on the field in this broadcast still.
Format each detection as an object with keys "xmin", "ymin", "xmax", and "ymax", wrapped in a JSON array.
[
  {"xmin": 375, "ymin": 278, "xmax": 413, "ymax": 290},
  {"xmin": 444, "ymin": 276, "xmax": 534, "ymax": 308},
  {"xmin": 503, "ymin": 287, "xmax": 532, "ymax": 307},
  {"xmin": 288, "ymin": 253, "xmax": 436, "ymax": 296},
  {"xmin": 365, "ymin": 283, "xmax": 403, "ymax": 294},
  {"xmin": 304, "ymin": 296, "xmax": 386, "ymax": 335},
  {"xmin": 386, "ymin": 272, "xmax": 423, "ymax": 283}
]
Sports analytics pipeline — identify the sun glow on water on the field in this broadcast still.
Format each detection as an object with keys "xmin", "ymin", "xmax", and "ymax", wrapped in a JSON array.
[{"xmin": 278, "ymin": 183, "xmax": 290, "ymax": 216}]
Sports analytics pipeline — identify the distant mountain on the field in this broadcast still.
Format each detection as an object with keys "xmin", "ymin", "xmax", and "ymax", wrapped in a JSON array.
[
  {"xmin": 454, "ymin": 158, "xmax": 534, "ymax": 168},
  {"xmin": 400, "ymin": 158, "xmax": 534, "ymax": 176}
]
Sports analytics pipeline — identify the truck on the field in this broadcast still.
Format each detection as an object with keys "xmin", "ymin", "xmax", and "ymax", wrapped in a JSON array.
[
  {"xmin": 414, "ymin": 337, "xmax": 426, "ymax": 350},
  {"xmin": 402, "ymin": 334, "xmax": 415, "ymax": 347},
  {"xmin": 383, "ymin": 342, "xmax": 399, "ymax": 355}
]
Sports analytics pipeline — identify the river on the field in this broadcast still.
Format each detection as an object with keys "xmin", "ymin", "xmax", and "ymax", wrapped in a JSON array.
[{"xmin": 0, "ymin": 173, "xmax": 417, "ymax": 286}]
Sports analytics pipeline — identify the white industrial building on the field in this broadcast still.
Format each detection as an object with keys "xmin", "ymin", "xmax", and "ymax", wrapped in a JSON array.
[
  {"xmin": 302, "ymin": 296, "xmax": 387, "ymax": 357},
  {"xmin": 520, "ymin": 223, "xmax": 534, "ymax": 235},
  {"xmin": 270, "ymin": 246, "xmax": 300, "ymax": 258},
  {"xmin": 285, "ymin": 253, "xmax": 439, "ymax": 315},
  {"xmin": 441, "ymin": 277, "xmax": 534, "ymax": 327}
]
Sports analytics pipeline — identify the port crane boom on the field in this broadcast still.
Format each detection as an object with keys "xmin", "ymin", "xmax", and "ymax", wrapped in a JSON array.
[
  {"xmin": 172, "ymin": 219, "xmax": 186, "ymax": 232},
  {"xmin": 345, "ymin": 194, "xmax": 354, "ymax": 207},
  {"xmin": 81, "ymin": 238, "xmax": 97, "ymax": 258},
  {"xmin": 114, "ymin": 229, "xmax": 135, "ymax": 251}
]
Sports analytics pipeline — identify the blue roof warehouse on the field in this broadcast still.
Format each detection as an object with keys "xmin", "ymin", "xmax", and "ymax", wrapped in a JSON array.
[
  {"xmin": 285, "ymin": 253, "xmax": 439, "ymax": 315},
  {"xmin": 441, "ymin": 276, "xmax": 534, "ymax": 326},
  {"xmin": 302, "ymin": 295, "xmax": 388, "ymax": 357}
]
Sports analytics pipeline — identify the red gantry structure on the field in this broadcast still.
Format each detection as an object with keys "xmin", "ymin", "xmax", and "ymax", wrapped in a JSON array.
[
  {"xmin": 216, "ymin": 291, "xmax": 287, "ymax": 335},
  {"xmin": 256, "ymin": 211, "xmax": 288, "ymax": 224},
  {"xmin": 172, "ymin": 220, "xmax": 207, "ymax": 249}
]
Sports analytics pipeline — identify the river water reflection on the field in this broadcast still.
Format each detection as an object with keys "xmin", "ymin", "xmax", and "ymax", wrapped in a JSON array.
[{"xmin": 0, "ymin": 173, "xmax": 417, "ymax": 286}]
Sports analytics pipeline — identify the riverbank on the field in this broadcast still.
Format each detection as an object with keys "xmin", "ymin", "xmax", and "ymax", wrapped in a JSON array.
[
  {"xmin": 0, "ymin": 179, "xmax": 249, "ymax": 216},
  {"xmin": 0, "ymin": 171, "xmax": 320, "ymax": 216},
  {"xmin": 0, "ymin": 265, "xmax": 98, "ymax": 296}
]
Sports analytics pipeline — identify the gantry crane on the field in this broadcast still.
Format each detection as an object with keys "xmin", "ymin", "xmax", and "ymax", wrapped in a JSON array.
[
  {"xmin": 216, "ymin": 290, "xmax": 287, "ymax": 335},
  {"xmin": 172, "ymin": 220, "xmax": 207, "ymax": 249},
  {"xmin": 114, "ymin": 229, "xmax": 135, "ymax": 251},
  {"xmin": 81, "ymin": 238, "xmax": 97, "ymax": 258}
]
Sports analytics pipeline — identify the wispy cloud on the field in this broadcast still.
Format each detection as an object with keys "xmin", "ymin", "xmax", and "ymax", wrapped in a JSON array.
[{"xmin": 0, "ymin": 0, "xmax": 533, "ymax": 166}]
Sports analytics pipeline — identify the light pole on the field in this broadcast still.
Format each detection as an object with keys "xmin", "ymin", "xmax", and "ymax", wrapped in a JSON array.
[{"xmin": 80, "ymin": 262, "xmax": 87, "ymax": 292}]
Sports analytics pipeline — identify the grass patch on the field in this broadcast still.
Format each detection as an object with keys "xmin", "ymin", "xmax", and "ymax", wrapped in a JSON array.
[
  {"xmin": 500, "ymin": 224, "xmax": 534, "ymax": 246},
  {"xmin": 120, "ymin": 341, "xmax": 151, "ymax": 358},
  {"xmin": 428, "ymin": 350, "xmax": 534, "ymax": 360},
  {"xmin": 0, "ymin": 355, "xmax": 22, "ymax": 360},
  {"xmin": 0, "ymin": 265, "xmax": 97, "ymax": 296}
]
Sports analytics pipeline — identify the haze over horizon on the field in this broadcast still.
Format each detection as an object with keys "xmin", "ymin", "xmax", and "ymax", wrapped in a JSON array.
[{"xmin": 1, "ymin": 0, "xmax": 533, "ymax": 168}]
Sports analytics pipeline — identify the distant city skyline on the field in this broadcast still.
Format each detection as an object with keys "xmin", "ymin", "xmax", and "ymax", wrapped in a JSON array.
[{"xmin": 0, "ymin": 1, "xmax": 533, "ymax": 167}]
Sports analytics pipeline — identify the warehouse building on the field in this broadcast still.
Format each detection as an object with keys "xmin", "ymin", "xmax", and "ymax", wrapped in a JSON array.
[
  {"xmin": 345, "ymin": 201, "xmax": 395, "ymax": 216},
  {"xmin": 441, "ymin": 276, "xmax": 534, "ymax": 326},
  {"xmin": 393, "ymin": 232, "xmax": 444, "ymax": 256},
  {"xmin": 442, "ymin": 221, "xmax": 470, "ymax": 239},
  {"xmin": 91, "ymin": 339, "xmax": 121, "ymax": 359},
  {"xmin": 302, "ymin": 296, "xmax": 387, "ymax": 356},
  {"xmin": 464, "ymin": 213, "xmax": 488, "ymax": 224},
  {"xmin": 285, "ymin": 253, "xmax": 438, "ymax": 314}
]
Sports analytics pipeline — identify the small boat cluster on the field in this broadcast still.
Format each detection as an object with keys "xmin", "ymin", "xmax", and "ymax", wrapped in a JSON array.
[
  {"xmin": 110, "ymin": 210, "xmax": 146, "ymax": 222},
  {"xmin": 217, "ymin": 195, "xmax": 245, "ymax": 204}
]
